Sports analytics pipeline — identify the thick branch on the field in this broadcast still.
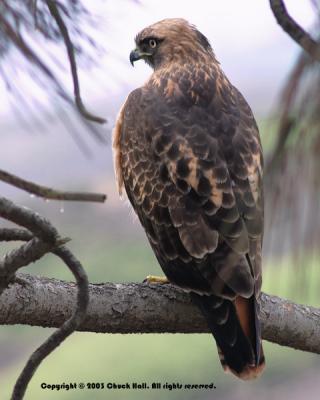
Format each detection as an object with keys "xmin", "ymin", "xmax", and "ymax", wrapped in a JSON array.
[
  {"xmin": 1, "ymin": 273, "xmax": 319, "ymax": 355},
  {"xmin": 270, "ymin": 0, "xmax": 320, "ymax": 61},
  {"xmin": 0, "ymin": 169, "xmax": 107, "ymax": 203}
]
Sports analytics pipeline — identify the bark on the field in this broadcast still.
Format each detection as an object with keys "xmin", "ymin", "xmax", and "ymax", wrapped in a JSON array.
[
  {"xmin": 270, "ymin": 0, "xmax": 320, "ymax": 62},
  {"xmin": 1, "ymin": 273, "xmax": 319, "ymax": 354},
  {"xmin": 0, "ymin": 169, "xmax": 107, "ymax": 203},
  {"xmin": 46, "ymin": 0, "xmax": 106, "ymax": 124}
]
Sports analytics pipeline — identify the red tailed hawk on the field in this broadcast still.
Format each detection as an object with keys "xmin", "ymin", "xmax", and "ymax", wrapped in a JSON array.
[{"xmin": 113, "ymin": 18, "xmax": 265, "ymax": 379}]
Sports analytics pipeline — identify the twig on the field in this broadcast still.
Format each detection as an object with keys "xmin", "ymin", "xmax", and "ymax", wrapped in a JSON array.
[
  {"xmin": 31, "ymin": 0, "xmax": 38, "ymax": 29},
  {"xmin": 265, "ymin": 53, "xmax": 311, "ymax": 170},
  {"xmin": 0, "ymin": 196, "xmax": 58, "ymax": 242},
  {"xmin": 1, "ymin": 274, "xmax": 319, "ymax": 355},
  {"xmin": 0, "ymin": 195, "xmax": 59, "ymax": 294},
  {"xmin": 270, "ymin": 0, "xmax": 320, "ymax": 61},
  {"xmin": 11, "ymin": 248, "xmax": 89, "ymax": 400},
  {"xmin": 0, "ymin": 228, "xmax": 33, "ymax": 242},
  {"xmin": 0, "ymin": 14, "xmax": 68, "ymax": 98},
  {"xmin": 0, "ymin": 198, "xmax": 89, "ymax": 399},
  {"xmin": 0, "ymin": 227, "xmax": 47, "ymax": 291},
  {"xmin": 46, "ymin": 0, "xmax": 107, "ymax": 124},
  {"xmin": 0, "ymin": 237, "xmax": 69, "ymax": 292},
  {"xmin": 0, "ymin": 169, "xmax": 107, "ymax": 203},
  {"xmin": 0, "ymin": 197, "xmax": 61, "ymax": 295}
]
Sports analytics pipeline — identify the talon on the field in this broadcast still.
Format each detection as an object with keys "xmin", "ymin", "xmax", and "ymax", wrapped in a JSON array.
[{"xmin": 144, "ymin": 275, "xmax": 169, "ymax": 284}]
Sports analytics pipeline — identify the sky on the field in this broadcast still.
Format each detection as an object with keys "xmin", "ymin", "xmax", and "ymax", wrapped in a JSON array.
[
  {"xmin": 0, "ymin": 0, "xmax": 316, "ymax": 119},
  {"xmin": 83, "ymin": 0, "xmax": 316, "ymax": 113},
  {"xmin": 0, "ymin": 0, "xmax": 317, "ymax": 195}
]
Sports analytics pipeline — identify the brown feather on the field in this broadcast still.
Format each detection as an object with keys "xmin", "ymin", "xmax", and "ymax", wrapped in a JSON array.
[
  {"xmin": 112, "ymin": 100, "xmax": 126, "ymax": 196},
  {"xmin": 115, "ymin": 18, "xmax": 265, "ymax": 380}
]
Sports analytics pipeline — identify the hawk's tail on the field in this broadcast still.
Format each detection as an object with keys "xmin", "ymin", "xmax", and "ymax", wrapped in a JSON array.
[{"xmin": 190, "ymin": 293, "xmax": 265, "ymax": 380}]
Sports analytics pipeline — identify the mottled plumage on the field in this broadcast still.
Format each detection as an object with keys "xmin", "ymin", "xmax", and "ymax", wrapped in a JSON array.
[{"xmin": 113, "ymin": 18, "xmax": 265, "ymax": 379}]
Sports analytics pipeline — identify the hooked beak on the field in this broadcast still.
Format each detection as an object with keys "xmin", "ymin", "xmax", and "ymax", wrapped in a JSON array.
[{"xmin": 129, "ymin": 48, "xmax": 151, "ymax": 66}]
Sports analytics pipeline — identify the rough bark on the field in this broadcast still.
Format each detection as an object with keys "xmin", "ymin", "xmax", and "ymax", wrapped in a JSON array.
[{"xmin": 1, "ymin": 273, "xmax": 319, "ymax": 354}]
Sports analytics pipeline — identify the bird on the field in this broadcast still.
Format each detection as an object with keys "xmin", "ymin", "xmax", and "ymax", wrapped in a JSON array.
[{"xmin": 113, "ymin": 18, "xmax": 265, "ymax": 380}]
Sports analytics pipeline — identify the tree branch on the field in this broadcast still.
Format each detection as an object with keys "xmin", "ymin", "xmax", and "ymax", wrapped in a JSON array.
[
  {"xmin": 1, "ymin": 273, "xmax": 319, "ymax": 355},
  {"xmin": 265, "ymin": 52, "xmax": 311, "ymax": 171},
  {"xmin": 11, "ymin": 250, "xmax": 89, "ymax": 400},
  {"xmin": 0, "ymin": 228, "xmax": 34, "ymax": 242},
  {"xmin": 46, "ymin": 0, "xmax": 107, "ymax": 124},
  {"xmin": 0, "ymin": 197, "xmax": 89, "ymax": 400},
  {"xmin": 0, "ymin": 237, "xmax": 68, "ymax": 292},
  {"xmin": 0, "ymin": 196, "xmax": 58, "ymax": 243},
  {"xmin": 270, "ymin": 0, "xmax": 320, "ymax": 61},
  {"xmin": 0, "ymin": 12, "xmax": 67, "ymax": 97},
  {"xmin": 0, "ymin": 169, "xmax": 107, "ymax": 203}
]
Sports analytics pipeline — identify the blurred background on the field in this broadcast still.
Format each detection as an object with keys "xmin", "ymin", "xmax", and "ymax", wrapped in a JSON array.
[{"xmin": 0, "ymin": 0, "xmax": 319, "ymax": 399}]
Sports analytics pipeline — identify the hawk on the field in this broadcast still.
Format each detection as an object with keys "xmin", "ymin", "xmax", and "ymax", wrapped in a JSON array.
[{"xmin": 113, "ymin": 18, "xmax": 265, "ymax": 380}]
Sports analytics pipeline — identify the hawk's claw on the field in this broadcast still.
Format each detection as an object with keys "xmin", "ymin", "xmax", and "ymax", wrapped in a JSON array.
[{"xmin": 143, "ymin": 275, "xmax": 169, "ymax": 284}]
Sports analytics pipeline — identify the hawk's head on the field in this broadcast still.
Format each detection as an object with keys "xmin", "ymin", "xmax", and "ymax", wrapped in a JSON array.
[{"xmin": 130, "ymin": 18, "xmax": 213, "ymax": 69}]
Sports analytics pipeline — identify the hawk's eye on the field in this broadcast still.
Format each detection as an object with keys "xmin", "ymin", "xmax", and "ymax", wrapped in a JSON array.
[{"xmin": 149, "ymin": 39, "xmax": 157, "ymax": 48}]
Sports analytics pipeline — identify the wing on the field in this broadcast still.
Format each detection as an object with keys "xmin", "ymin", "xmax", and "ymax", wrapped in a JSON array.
[{"xmin": 115, "ymin": 82, "xmax": 263, "ymax": 300}]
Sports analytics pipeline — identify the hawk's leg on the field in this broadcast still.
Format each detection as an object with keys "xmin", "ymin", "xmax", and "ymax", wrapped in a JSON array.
[{"xmin": 144, "ymin": 275, "xmax": 169, "ymax": 284}]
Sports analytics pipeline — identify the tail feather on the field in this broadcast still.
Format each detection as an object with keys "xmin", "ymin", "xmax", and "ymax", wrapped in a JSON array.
[{"xmin": 191, "ymin": 292, "xmax": 265, "ymax": 380}]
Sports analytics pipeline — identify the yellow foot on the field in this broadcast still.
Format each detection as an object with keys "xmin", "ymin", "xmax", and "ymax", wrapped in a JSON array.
[{"xmin": 144, "ymin": 275, "xmax": 169, "ymax": 284}]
